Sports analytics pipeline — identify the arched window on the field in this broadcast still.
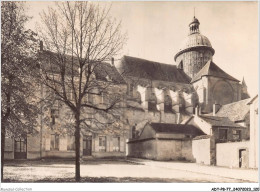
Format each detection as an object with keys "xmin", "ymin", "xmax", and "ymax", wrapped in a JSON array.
[
  {"xmin": 148, "ymin": 93, "xmax": 157, "ymax": 111},
  {"xmin": 164, "ymin": 95, "xmax": 172, "ymax": 113}
]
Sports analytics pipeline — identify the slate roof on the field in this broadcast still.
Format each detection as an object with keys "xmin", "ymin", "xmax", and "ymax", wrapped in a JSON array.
[
  {"xmin": 198, "ymin": 115, "xmax": 244, "ymax": 128},
  {"xmin": 120, "ymin": 56, "xmax": 191, "ymax": 84},
  {"xmin": 215, "ymin": 98, "xmax": 250, "ymax": 122},
  {"xmin": 193, "ymin": 135, "xmax": 211, "ymax": 140},
  {"xmin": 39, "ymin": 50, "xmax": 125, "ymax": 84},
  {"xmin": 93, "ymin": 62, "xmax": 126, "ymax": 84},
  {"xmin": 191, "ymin": 60, "xmax": 239, "ymax": 83},
  {"xmin": 150, "ymin": 123, "xmax": 204, "ymax": 135}
]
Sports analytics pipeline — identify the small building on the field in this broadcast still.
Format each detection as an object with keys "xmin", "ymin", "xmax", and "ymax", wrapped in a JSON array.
[
  {"xmin": 127, "ymin": 122, "xmax": 204, "ymax": 161},
  {"xmin": 214, "ymin": 98, "xmax": 250, "ymax": 139},
  {"xmin": 186, "ymin": 109, "xmax": 248, "ymax": 166}
]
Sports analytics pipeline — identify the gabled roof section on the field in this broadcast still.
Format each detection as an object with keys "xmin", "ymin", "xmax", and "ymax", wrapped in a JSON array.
[
  {"xmin": 120, "ymin": 56, "xmax": 191, "ymax": 84},
  {"xmin": 191, "ymin": 60, "xmax": 239, "ymax": 83},
  {"xmin": 215, "ymin": 98, "xmax": 250, "ymax": 122},
  {"xmin": 198, "ymin": 115, "xmax": 244, "ymax": 128},
  {"xmin": 150, "ymin": 123, "xmax": 204, "ymax": 135}
]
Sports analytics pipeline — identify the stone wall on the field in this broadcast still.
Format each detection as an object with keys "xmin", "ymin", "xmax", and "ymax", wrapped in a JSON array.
[
  {"xmin": 216, "ymin": 141, "xmax": 249, "ymax": 168},
  {"xmin": 249, "ymin": 96, "xmax": 258, "ymax": 168},
  {"xmin": 4, "ymin": 137, "xmax": 14, "ymax": 159},
  {"xmin": 192, "ymin": 138, "xmax": 211, "ymax": 165},
  {"xmin": 176, "ymin": 49, "xmax": 213, "ymax": 78},
  {"xmin": 27, "ymin": 135, "xmax": 41, "ymax": 159},
  {"xmin": 127, "ymin": 139, "xmax": 157, "ymax": 160},
  {"xmin": 127, "ymin": 138, "xmax": 194, "ymax": 161}
]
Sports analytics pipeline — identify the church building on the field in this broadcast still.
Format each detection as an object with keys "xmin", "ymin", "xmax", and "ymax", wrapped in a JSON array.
[{"xmin": 4, "ymin": 16, "xmax": 252, "ymax": 166}]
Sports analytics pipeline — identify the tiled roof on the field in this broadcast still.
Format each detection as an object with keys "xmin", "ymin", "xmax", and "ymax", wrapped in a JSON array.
[
  {"xmin": 215, "ymin": 99, "xmax": 251, "ymax": 122},
  {"xmin": 40, "ymin": 50, "xmax": 125, "ymax": 84},
  {"xmin": 93, "ymin": 62, "xmax": 126, "ymax": 84},
  {"xmin": 150, "ymin": 123, "xmax": 204, "ymax": 135},
  {"xmin": 191, "ymin": 60, "xmax": 239, "ymax": 83},
  {"xmin": 119, "ymin": 56, "xmax": 191, "ymax": 84},
  {"xmin": 193, "ymin": 135, "xmax": 211, "ymax": 140},
  {"xmin": 199, "ymin": 115, "xmax": 244, "ymax": 128}
]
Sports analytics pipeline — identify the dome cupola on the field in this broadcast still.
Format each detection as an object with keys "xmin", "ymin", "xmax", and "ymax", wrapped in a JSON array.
[{"xmin": 174, "ymin": 16, "xmax": 215, "ymax": 78}]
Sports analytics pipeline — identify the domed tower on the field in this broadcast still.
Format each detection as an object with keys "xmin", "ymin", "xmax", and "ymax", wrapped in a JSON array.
[{"xmin": 174, "ymin": 16, "xmax": 215, "ymax": 78}]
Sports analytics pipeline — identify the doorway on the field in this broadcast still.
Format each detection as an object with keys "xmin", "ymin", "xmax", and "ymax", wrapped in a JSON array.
[
  {"xmin": 14, "ymin": 137, "xmax": 27, "ymax": 159},
  {"xmin": 239, "ymin": 149, "xmax": 247, "ymax": 168},
  {"xmin": 83, "ymin": 135, "xmax": 92, "ymax": 156}
]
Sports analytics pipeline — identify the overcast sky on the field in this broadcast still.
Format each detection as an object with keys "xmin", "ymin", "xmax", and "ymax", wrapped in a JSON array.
[{"xmin": 25, "ymin": 1, "xmax": 258, "ymax": 96}]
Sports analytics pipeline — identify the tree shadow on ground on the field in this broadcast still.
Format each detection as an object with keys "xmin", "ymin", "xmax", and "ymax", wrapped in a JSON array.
[
  {"xmin": 4, "ymin": 157, "xmax": 142, "ymax": 168},
  {"xmin": 3, "ymin": 176, "xmax": 209, "ymax": 183}
]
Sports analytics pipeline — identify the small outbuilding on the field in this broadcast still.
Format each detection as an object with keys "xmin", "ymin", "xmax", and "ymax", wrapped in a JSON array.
[{"xmin": 127, "ymin": 122, "xmax": 204, "ymax": 161}]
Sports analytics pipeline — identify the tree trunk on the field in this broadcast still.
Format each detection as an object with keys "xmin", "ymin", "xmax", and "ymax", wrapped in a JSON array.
[
  {"xmin": 75, "ymin": 113, "xmax": 81, "ymax": 182},
  {"xmin": 1, "ymin": 123, "xmax": 6, "ymax": 182}
]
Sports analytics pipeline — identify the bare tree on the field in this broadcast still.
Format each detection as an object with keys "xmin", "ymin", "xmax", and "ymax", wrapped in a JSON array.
[
  {"xmin": 1, "ymin": 2, "xmax": 39, "ymax": 181},
  {"xmin": 36, "ymin": 2, "xmax": 126, "ymax": 181}
]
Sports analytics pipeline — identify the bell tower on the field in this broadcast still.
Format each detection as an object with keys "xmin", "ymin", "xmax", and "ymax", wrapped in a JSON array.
[{"xmin": 174, "ymin": 16, "xmax": 215, "ymax": 78}]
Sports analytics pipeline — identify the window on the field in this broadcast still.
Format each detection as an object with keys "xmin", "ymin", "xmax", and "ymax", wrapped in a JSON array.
[
  {"xmin": 50, "ymin": 109, "xmax": 58, "ymax": 125},
  {"xmin": 148, "ymin": 93, "xmax": 157, "ymax": 111},
  {"xmin": 99, "ymin": 136, "xmax": 106, "ymax": 152},
  {"xmin": 14, "ymin": 137, "xmax": 26, "ymax": 152},
  {"xmin": 233, "ymin": 130, "xmax": 241, "ymax": 141},
  {"xmin": 219, "ymin": 129, "xmax": 228, "ymax": 141},
  {"xmin": 113, "ymin": 137, "xmax": 120, "ymax": 152},
  {"xmin": 51, "ymin": 134, "xmax": 59, "ymax": 151},
  {"xmin": 67, "ymin": 135, "xmax": 75, "ymax": 151},
  {"xmin": 164, "ymin": 95, "xmax": 172, "ymax": 113}
]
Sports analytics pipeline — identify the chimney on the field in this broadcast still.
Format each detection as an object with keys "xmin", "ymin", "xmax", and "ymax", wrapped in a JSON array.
[
  {"xmin": 111, "ymin": 57, "xmax": 114, "ymax": 66},
  {"xmin": 195, "ymin": 106, "xmax": 199, "ymax": 116},
  {"xmin": 213, "ymin": 103, "xmax": 221, "ymax": 116},
  {"xmin": 40, "ymin": 41, "xmax": 43, "ymax": 51}
]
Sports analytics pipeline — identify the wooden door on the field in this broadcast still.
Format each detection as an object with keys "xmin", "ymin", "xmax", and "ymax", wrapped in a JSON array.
[
  {"xmin": 83, "ymin": 136, "xmax": 92, "ymax": 156},
  {"xmin": 239, "ymin": 149, "xmax": 247, "ymax": 168},
  {"xmin": 14, "ymin": 137, "xmax": 27, "ymax": 159}
]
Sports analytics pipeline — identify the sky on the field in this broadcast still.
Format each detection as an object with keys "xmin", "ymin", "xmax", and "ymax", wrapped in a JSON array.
[{"xmin": 25, "ymin": 1, "xmax": 259, "ymax": 96}]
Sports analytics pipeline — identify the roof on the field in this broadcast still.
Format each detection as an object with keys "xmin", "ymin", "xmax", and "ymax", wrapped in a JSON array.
[
  {"xmin": 247, "ymin": 95, "xmax": 258, "ymax": 105},
  {"xmin": 149, "ymin": 123, "xmax": 205, "ymax": 135},
  {"xmin": 40, "ymin": 50, "xmax": 125, "ymax": 84},
  {"xmin": 191, "ymin": 60, "xmax": 239, "ymax": 83},
  {"xmin": 93, "ymin": 62, "xmax": 126, "ymax": 84},
  {"xmin": 193, "ymin": 135, "xmax": 211, "ymax": 140},
  {"xmin": 119, "ymin": 56, "xmax": 191, "ymax": 84},
  {"xmin": 198, "ymin": 115, "xmax": 244, "ymax": 128},
  {"xmin": 189, "ymin": 16, "xmax": 200, "ymax": 25},
  {"xmin": 174, "ymin": 33, "xmax": 214, "ymax": 60},
  {"xmin": 215, "ymin": 99, "xmax": 251, "ymax": 122}
]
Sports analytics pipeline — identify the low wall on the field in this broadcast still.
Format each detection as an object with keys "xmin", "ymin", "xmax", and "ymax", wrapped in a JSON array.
[
  {"xmin": 127, "ymin": 139, "xmax": 157, "ymax": 160},
  {"xmin": 92, "ymin": 152, "xmax": 125, "ymax": 158},
  {"xmin": 128, "ymin": 138, "xmax": 194, "ymax": 161},
  {"xmin": 192, "ymin": 138, "xmax": 211, "ymax": 165},
  {"xmin": 43, "ymin": 151, "xmax": 75, "ymax": 159},
  {"xmin": 216, "ymin": 141, "xmax": 249, "ymax": 168}
]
